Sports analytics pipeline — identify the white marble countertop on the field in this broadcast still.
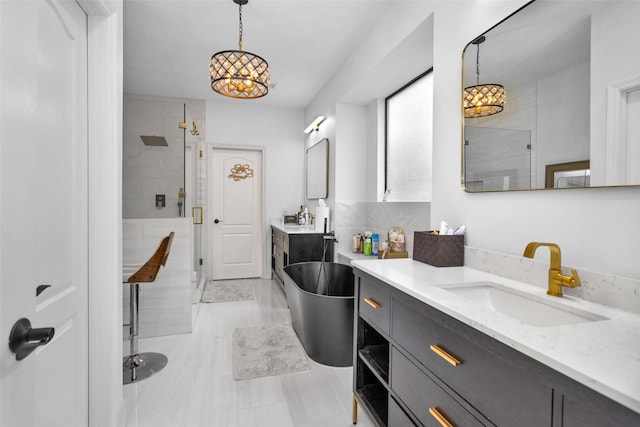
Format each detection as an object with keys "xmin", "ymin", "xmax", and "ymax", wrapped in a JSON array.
[
  {"xmin": 337, "ymin": 250, "xmax": 376, "ymax": 262},
  {"xmin": 351, "ymin": 258, "xmax": 640, "ymax": 414},
  {"xmin": 271, "ymin": 219, "xmax": 326, "ymax": 234}
]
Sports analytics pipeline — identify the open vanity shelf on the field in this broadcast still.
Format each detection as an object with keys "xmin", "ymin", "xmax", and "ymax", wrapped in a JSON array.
[{"xmin": 355, "ymin": 318, "xmax": 390, "ymax": 426}]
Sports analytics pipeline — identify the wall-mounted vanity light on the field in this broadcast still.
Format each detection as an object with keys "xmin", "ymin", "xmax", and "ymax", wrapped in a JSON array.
[{"xmin": 304, "ymin": 116, "xmax": 326, "ymax": 134}]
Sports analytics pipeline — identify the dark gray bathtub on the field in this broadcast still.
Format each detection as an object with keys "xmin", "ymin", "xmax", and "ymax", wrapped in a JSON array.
[{"xmin": 283, "ymin": 262, "xmax": 354, "ymax": 367}]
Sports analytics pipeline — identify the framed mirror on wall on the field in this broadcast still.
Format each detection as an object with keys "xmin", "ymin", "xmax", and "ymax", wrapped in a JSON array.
[
  {"xmin": 306, "ymin": 138, "xmax": 328, "ymax": 199},
  {"xmin": 461, "ymin": 0, "xmax": 640, "ymax": 192}
]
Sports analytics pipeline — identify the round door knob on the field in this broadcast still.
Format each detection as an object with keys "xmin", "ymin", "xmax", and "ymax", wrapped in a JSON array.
[{"xmin": 214, "ymin": 219, "xmax": 220, "ymax": 224}]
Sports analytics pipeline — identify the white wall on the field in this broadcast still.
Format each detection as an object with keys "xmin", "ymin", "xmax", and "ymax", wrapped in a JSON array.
[
  {"xmin": 536, "ymin": 60, "xmax": 590, "ymax": 187},
  {"xmin": 590, "ymin": 1, "xmax": 640, "ymax": 185},
  {"xmin": 307, "ymin": 0, "xmax": 640, "ymax": 281},
  {"xmin": 305, "ymin": 3, "xmax": 436, "ymax": 252},
  {"xmin": 205, "ymin": 100, "xmax": 304, "ymax": 277},
  {"xmin": 335, "ymin": 103, "xmax": 368, "ymax": 202},
  {"xmin": 367, "ymin": 99, "xmax": 386, "ymax": 202}
]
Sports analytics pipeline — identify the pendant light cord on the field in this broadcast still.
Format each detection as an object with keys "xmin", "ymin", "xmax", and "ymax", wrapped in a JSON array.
[
  {"xmin": 238, "ymin": 3, "xmax": 243, "ymax": 50},
  {"xmin": 476, "ymin": 43, "xmax": 480, "ymax": 86}
]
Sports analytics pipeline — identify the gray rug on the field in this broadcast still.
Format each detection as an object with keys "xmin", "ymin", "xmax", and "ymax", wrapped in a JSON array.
[
  {"xmin": 201, "ymin": 280, "xmax": 254, "ymax": 303},
  {"xmin": 232, "ymin": 323, "xmax": 310, "ymax": 380}
]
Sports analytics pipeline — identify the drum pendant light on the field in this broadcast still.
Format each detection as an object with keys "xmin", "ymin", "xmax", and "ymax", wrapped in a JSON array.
[
  {"xmin": 210, "ymin": 0, "xmax": 270, "ymax": 99},
  {"xmin": 463, "ymin": 36, "xmax": 505, "ymax": 118}
]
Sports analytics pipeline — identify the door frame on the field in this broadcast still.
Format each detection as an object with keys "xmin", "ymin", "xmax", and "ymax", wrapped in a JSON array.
[
  {"xmin": 207, "ymin": 144, "xmax": 267, "ymax": 280},
  {"xmin": 82, "ymin": 1, "xmax": 123, "ymax": 425},
  {"xmin": 0, "ymin": 1, "xmax": 122, "ymax": 425}
]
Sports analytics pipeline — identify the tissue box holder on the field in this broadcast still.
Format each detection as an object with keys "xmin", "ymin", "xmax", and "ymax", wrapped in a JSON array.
[{"xmin": 413, "ymin": 231, "xmax": 464, "ymax": 267}]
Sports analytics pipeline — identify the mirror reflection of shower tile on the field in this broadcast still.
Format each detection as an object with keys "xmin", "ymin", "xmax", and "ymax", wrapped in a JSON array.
[{"xmin": 140, "ymin": 135, "xmax": 168, "ymax": 146}]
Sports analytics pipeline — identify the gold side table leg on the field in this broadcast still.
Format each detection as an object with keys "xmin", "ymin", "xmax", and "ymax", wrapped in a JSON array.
[{"xmin": 352, "ymin": 396, "xmax": 358, "ymax": 424}]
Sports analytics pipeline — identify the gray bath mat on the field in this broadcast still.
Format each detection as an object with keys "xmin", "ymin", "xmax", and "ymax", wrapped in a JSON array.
[
  {"xmin": 232, "ymin": 323, "xmax": 310, "ymax": 380},
  {"xmin": 201, "ymin": 280, "xmax": 254, "ymax": 303}
]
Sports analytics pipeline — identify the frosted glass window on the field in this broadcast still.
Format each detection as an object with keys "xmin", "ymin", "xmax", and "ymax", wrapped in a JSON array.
[{"xmin": 386, "ymin": 70, "xmax": 433, "ymax": 201}]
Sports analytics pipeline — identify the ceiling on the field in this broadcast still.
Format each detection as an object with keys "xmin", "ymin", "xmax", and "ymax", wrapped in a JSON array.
[{"xmin": 124, "ymin": 0, "xmax": 400, "ymax": 109}]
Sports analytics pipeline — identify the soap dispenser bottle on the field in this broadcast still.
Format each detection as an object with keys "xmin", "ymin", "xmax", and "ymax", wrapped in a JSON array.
[
  {"xmin": 297, "ymin": 205, "xmax": 306, "ymax": 225},
  {"xmin": 372, "ymin": 233, "xmax": 379, "ymax": 256},
  {"xmin": 364, "ymin": 235, "xmax": 372, "ymax": 256}
]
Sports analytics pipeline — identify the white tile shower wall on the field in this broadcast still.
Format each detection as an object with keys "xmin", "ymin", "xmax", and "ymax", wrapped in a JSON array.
[
  {"xmin": 334, "ymin": 201, "xmax": 430, "ymax": 257},
  {"xmin": 123, "ymin": 217, "xmax": 193, "ymax": 338},
  {"xmin": 123, "ymin": 95, "xmax": 206, "ymax": 219},
  {"xmin": 465, "ymin": 246, "xmax": 640, "ymax": 314}
]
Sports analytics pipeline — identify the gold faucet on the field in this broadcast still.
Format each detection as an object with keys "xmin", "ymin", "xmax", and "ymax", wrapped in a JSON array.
[{"xmin": 522, "ymin": 242, "xmax": 581, "ymax": 297}]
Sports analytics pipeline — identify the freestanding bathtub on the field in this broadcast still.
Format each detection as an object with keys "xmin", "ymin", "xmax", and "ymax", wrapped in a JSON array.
[{"xmin": 283, "ymin": 262, "xmax": 354, "ymax": 367}]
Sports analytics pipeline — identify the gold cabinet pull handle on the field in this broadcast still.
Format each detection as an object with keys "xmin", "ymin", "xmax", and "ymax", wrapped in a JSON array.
[
  {"xmin": 363, "ymin": 297, "xmax": 380, "ymax": 309},
  {"xmin": 430, "ymin": 344, "xmax": 462, "ymax": 366},
  {"xmin": 429, "ymin": 407, "xmax": 455, "ymax": 427}
]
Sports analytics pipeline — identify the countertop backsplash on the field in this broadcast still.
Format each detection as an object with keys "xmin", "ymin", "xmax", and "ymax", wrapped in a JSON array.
[
  {"xmin": 465, "ymin": 246, "xmax": 640, "ymax": 315},
  {"xmin": 333, "ymin": 201, "xmax": 431, "ymax": 257}
]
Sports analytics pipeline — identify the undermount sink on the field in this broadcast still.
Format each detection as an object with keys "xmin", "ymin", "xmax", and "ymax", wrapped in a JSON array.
[{"xmin": 439, "ymin": 282, "xmax": 607, "ymax": 328}]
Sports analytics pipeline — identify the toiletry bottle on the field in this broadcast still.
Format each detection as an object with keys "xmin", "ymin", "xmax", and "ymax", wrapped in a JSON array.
[
  {"xmin": 372, "ymin": 233, "xmax": 379, "ymax": 256},
  {"xmin": 352, "ymin": 234, "xmax": 360, "ymax": 253},
  {"xmin": 358, "ymin": 235, "xmax": 364, "ymax": 253},
  {"xmin": 298, "ymin": 205, "xmax": 306, "ymax": 225},
  {"xmin": 364, "ymin": 235, "xmax": 372, "ymax": 256}
]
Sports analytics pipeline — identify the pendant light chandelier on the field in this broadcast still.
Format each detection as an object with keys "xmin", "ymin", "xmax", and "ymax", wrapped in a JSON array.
[
  {"xmin": 210, "ymin": 0, "xmax": 270, "ymax": 99},
  {"xmin": 463, "ymin": 36, "xmax": 505, "ymax": 118}
]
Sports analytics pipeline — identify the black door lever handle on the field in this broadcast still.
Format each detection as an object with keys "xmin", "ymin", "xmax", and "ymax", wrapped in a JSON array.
[{"xmin": 8, "ymin": 318, "xmax": 55, "ymax": 361}]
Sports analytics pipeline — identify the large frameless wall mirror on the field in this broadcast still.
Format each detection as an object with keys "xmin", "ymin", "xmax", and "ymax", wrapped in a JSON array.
[{"xmin": 462, "ymin": 0, "xmax": 640, "ymax": 192}]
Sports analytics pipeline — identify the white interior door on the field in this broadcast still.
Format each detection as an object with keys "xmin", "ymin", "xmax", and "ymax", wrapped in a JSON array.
[
  {"xmin": 209, "ymin": 148, "xmax": 263, "ymax": 280},
  {"xmin": 0, "ymin": 1, "xmax": 89, "ymax": 425}
]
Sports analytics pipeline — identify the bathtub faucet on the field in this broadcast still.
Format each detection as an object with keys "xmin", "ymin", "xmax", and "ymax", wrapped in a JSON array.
[{"xmin": 323, "ymin": 232, "xmax": 338, "ymax": 243}]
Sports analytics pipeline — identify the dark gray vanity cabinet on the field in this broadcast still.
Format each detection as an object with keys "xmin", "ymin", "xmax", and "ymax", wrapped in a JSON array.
[
  {"xmin": 353, "ymin": 271, "xmax": 495, "ymax": 427},
  {"xmin": 392, "ymin": 297, "xmax": 550, "ymax": 426},
  {"xmin": 272, "ymin": 227, "xmax": 287, "ymax": 284},
  {"xmin": 271, "ymin": 226, "xmax": 332, "ymax": 286},
  {"xmin": 352, "ymin": 268, "xmax": 640, "ymax": 427},
  {"xmin": 554, "ymin": 375, "xmax": 640, "ymax": 427}
]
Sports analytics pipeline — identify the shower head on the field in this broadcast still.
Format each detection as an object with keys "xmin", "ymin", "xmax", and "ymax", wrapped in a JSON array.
[{"xmin": 139, "ymin": 135, "xmax": 168, "ymax": 146}]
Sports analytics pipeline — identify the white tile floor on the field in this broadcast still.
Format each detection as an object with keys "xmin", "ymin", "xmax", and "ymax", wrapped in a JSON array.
[{"xmin": 124, "ymin": 278, "xmax": 374, "ymax": 427}]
